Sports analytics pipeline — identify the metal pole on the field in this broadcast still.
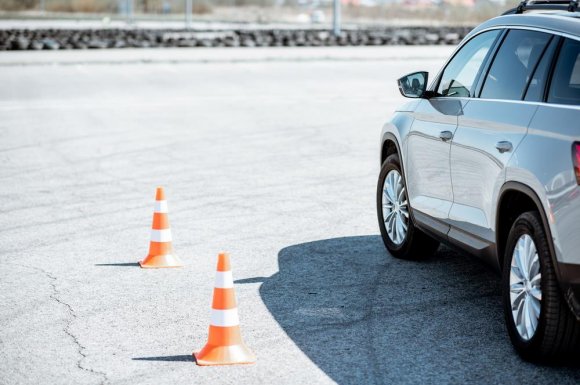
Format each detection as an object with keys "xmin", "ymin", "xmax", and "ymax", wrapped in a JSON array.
[
  {"xmin": 333, "ymin": 0, "xmax": 341, "ymax": 37},
  {"xmin": 185, "ymin": 0, "xmax": 192, "ymax": 29},
  {"xmin": 126, "ymin": 0, "xmax": 134, "ymax": 25},
  {"xmin": 40, "ymin": 0, "xmax": 46, "ymax": 15}
]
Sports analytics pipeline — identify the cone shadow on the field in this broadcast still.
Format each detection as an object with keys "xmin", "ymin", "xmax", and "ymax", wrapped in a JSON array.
[
  {"xmin": 235, "ymin": 277, "xmax": 267, "ymax": 284},
  {"xmin": 95, "ymin": 262, "xmax": 140, "ymax": 267},
  {"xmin": 260, "ymin": 236, "xmax": 580, "ymax": 384},
  {"xmin": 132, "ymin": 355, "xmax": 193, "ymax": 362}
]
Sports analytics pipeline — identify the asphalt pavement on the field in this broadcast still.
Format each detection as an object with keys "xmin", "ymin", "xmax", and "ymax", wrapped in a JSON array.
[{"xmin": 1, "ymin": 46, "xmax": 579, "ymax": 385}]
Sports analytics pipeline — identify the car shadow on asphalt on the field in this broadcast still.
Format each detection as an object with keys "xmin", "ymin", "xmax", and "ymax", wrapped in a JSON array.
[{"xmin": 257, "ymin": 235, "xmax": 580, "ymax": 384}]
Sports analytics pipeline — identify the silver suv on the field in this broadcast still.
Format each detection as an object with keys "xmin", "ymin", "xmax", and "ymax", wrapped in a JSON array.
[{"xmin": 377, "ymin": 2, "xmax": 580, "ymax": 361}]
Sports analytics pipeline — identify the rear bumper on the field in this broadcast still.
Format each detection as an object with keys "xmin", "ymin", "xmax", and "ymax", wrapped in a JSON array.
[{"xmin": 557, "ymin": 262, "xmax": 580, "ymax": 320}]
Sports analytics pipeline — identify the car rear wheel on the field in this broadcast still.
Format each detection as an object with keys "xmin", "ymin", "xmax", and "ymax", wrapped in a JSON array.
[
  {"xmin": 376, "ymin": 154, "xmax": 439, "ymax": 260},
  {"xmin": 502, "ymin": 211, "xmax": 580, "ymax": 361}
]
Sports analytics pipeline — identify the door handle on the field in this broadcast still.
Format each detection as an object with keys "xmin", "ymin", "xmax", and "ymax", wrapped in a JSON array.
[
  {"xmin": 496, "ymin": 141, "xmax": 513, "ymax": 153},
  {"xmin": 439, "ymin": 130, "xmax": 453, "ymax": 142}
]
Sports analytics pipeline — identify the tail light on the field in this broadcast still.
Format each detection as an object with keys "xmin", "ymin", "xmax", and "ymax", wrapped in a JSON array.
[{"xmin": 573, "ymin": 143, "xmax": 580, "ymax": 185}]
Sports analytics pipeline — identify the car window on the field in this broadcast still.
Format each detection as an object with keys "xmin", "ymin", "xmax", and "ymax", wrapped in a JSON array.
[
  {"xmin": 436, "ymin": 30, "xmax": 500, "ymax": 98},
  {"xmin": 548, "ymin": 38, "xmax": 580, "ymax": 106},
  {"xmin": 524, "ymin": 36, "xmax": 559, "ymax": 102},
  {"xmin": 480, "ymin": 30, "xmax": 551, "ymax": 101}
]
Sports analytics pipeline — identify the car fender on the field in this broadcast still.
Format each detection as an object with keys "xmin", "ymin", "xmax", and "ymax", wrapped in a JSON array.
[{"xmin": 380, "ymin": 111, "xmax": 416, "ymax": 172}]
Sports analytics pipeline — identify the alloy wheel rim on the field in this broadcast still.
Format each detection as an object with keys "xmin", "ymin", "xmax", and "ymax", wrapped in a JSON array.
[
  {"xmin": 509, "ymin": 234, "xmax": 542, "ymax": 341},
  {"xmin": 382, "ymin": 170, "xmax": 409, "ymax": 245}
]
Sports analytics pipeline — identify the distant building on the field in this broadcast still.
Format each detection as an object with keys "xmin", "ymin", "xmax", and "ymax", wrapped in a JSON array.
[{"xmin": 444, "ymin": 0, "xmax": 476, "ymax": 6}]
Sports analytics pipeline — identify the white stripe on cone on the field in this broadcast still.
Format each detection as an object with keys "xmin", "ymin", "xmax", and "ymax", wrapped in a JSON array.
[
  {"xmin": 154, "ymin": 200, "xmax": 168, "ymax": 213},
  {"xmin": 211, "ymin": 308, "xmax": 240, "ymax": 327},
  {"xmin": 214, "ymin": 271, "xmax": 234, "ymax": 289},
  {"xmin": 150, "ymin": 229, "xmax": 172, "ymax": 242}
]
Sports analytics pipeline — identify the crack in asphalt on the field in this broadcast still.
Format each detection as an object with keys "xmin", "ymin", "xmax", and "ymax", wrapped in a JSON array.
[{"xmin": 7, "ymin": 263, "xmax": 109, "ymax": 385}]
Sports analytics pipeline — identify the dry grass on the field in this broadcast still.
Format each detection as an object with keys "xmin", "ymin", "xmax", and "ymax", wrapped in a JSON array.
[
  {"xmin": 0, "ymin": 0, "xmax": 212, "ymax": 13},
  {"xmin": 341, "ymin": 3, "xmax": 507, "ymax": 24},
  {"xmin": 192, "ymin": 2, "xmax": 213, "ymax": 15},
  {"xmin": 50, "ymin": 0, "xmax": 117, "ymax": 13},
  {"xmin": 0, "ymin": 0, "xmax": 509, "ymax": 24},
  {"xmin": 0, "ymin": 0, "xmax": 116, "ymax": 13},
  {"xmin": 0, "ymin": 0, "xmax": 37, "ymax": 12}
]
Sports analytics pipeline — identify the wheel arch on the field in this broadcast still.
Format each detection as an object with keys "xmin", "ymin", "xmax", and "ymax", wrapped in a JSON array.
[
  {"xmin": 381, "ymin": 135, "xmax": 400, "ymax": 166},
  {"xmin": 380, "ymin": 111, "xmax": 415, "ymax": 171},
  {"xmin": 380, "ymin": 132, "xmax": 409, "ymax": 192},
  {"xmin": 496, "ymin": 182, "xmax": 558, "ymax": 277}
]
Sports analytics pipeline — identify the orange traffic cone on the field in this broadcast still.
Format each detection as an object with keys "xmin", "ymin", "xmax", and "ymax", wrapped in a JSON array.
[
  {"xmin": 139, "ymin": 187, "xmax": 183, "ymax": 268},
  {"xmin": 194, "ymin": 252, "xmax": 256, "ymax": 366}
]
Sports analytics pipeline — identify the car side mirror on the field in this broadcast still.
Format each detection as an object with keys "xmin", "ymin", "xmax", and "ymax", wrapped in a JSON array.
[{"xmin": 397, "ymin": 71, "xmax": 429, "ymax": 98}]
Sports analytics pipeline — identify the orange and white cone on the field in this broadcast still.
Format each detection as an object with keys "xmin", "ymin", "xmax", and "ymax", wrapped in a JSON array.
[
  {"xmin": 194, "ymin": 252, "xmax": 256, "ymax": 366},
  {"xmin": 139, "ymin": 187, "xmax": 184, "ymax": 268}
]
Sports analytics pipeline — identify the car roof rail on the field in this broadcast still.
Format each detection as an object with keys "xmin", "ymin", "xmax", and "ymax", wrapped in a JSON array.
[{"xmin": 502, "ymin": 0, "xmax": 579, "ymax": 15}]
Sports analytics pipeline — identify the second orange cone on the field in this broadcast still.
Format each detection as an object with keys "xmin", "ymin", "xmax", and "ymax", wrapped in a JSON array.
[
  {"xmin": 194, "ymin": 252, "xmax": 256, "ymax": 366},
  {"xmin": 139, "ymin": 187, "xmax": 184, "ymax": 268}
]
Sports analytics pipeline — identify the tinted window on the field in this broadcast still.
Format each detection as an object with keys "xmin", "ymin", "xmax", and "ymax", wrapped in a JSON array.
[
  {"xmin": 437, "ymin": 30, "xmax": 500, "ymax": 98},
  {"xmin": 548, "ymin": 39, "xmax": 580, "ymax": 105},
  {"xmin": 525, "ymin": 36, "xmax": 558, "ymax": 102},
  {"xmin": 481, "ymin": 30, "xmax": 551, "ymax": 101}
]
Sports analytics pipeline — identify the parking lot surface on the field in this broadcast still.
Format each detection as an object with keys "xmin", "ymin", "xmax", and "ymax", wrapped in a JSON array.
[{"xmin": 1, "ymin": 47, "xmax": 579, "ymax": 384}]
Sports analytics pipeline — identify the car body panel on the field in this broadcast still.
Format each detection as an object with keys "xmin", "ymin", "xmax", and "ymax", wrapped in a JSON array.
[
  {"xmin": 449, "ymin": 99, "xmax": 537, "ymax": 247},
  {"xmin": 507, "ymin": 104, "xmax": 580, "ymax": 265}
]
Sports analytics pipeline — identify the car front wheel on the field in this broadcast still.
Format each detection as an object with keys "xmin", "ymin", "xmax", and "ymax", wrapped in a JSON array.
[{"xmin": 376, "ymin": 154, "xmax": 439, "ymax": 260}]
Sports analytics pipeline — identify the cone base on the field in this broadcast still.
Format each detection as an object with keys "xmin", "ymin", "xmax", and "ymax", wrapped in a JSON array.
[
  {"xmin": 139, "ymin": 254, "xmax": 184, "ymax": 268},
  {"xmin": 194, "ymin": 343, "xmax": 256, "ymax": 366}
]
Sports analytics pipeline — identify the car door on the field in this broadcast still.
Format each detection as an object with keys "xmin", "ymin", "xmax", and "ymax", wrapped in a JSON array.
[
  {"xmin": 405, "ymin": 29, "xmax": 501, "ymax": 237},
  {"xmin": 448, "ymin": 29, "xmax": 554, "ymax": 261}
]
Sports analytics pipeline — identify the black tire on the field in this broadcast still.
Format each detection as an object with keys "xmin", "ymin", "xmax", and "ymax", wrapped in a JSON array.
[
  {"xmin": 376, "ymin": 154, "xmax": 439, "ymax": 260},
  {"xmin": 502, "ymin": 211, "xmax": 580, "ymax": 362}
]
